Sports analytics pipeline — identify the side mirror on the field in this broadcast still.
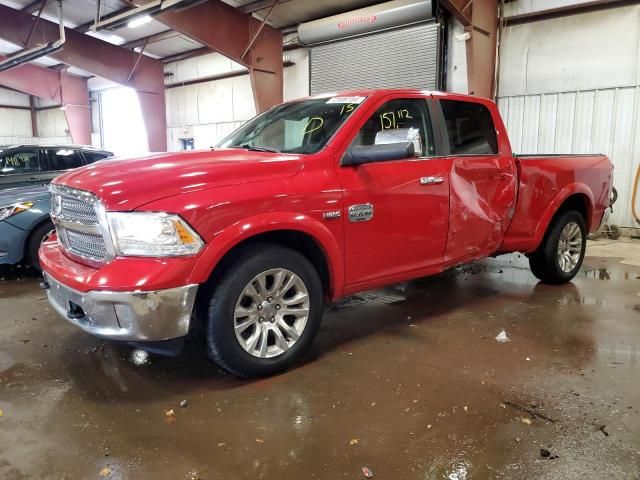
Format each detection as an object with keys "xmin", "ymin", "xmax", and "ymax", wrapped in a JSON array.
[{"xmin": 342, "ymin": 142, "xmax": 415, "ymax": 166}]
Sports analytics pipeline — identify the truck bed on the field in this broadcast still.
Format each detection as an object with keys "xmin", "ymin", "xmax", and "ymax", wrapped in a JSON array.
[{"xmin": 501, "ymin": 153, "xmax": 612, "ymax": 253}]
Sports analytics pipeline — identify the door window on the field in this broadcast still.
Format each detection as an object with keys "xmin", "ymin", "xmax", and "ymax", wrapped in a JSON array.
[
  {"xmin": 440, "ymin": 100, "xmax": 498, "ymax": 155},
  {"xmin": 350, "ymin": 99, "xmax": 435, "ymax": 158},
  {"xmin": 0, "ymin": 150, "xmax": 41, "ymax": 175},
  {"xmin": 48, "ymin": 148, "xmax": 84, "ymax": 171}
]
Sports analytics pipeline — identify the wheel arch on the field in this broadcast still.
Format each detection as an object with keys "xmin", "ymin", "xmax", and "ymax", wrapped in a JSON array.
[
  {"xmin": 24, "ymin": 216, "xmax": 55, "ymax": 260},
  {"xmin": 189, "ymin": 213, "xmax": 344, "ymax": 302},
  {"xmin": 532, "ymin": 185, "xmax": 593, "ymax": 251}
]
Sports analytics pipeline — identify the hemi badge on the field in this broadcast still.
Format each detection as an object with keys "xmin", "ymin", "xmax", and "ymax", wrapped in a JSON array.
[{"xmin": 323, "ymin": 210, "xmax": 341, "ymax": 220}]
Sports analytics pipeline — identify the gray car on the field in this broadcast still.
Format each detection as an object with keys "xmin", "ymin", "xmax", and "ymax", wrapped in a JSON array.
[
  {"xmin": 0, "ymin": 144, "xmax": 113, "ymax": 190},
  {"xmin": 0, "ymin": 145, "xmax": 114, "ymax": 270}
]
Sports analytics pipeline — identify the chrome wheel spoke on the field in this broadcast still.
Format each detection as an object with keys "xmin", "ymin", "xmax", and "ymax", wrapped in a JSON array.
[
  {"xmin": 258, "ymin": 328, "xmax": 269, "ymax": 358},
  {"xmin": 277, "ymin": 274, "xmax": 297, "ymax": 297},
  {"xmin": 557, "ymin": 221, "xmax": 583, "ymax": 272},
  {"xmin": 234, "ymin": 316, "xmax": 256, "ymax": 334},
  {"xmin": 272, "ymin": 326, "xmax": 289, "ymax": 351},
  {"xmin": 276, "ymin": 318, "xmax": 300, "ymax": 341},
  {"xmin": 282, "ymin": 291, "xmax": 308, "ymax": 306}
]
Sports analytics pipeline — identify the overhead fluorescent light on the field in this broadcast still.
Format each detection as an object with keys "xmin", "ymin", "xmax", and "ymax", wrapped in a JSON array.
[{"xmin": 128, "ymin": 15, "xmax": 152, "ymax": 28}]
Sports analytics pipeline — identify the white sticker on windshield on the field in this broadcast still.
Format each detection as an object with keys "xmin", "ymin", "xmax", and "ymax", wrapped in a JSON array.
[{"xmin": 326, "ymin": 96, "xmax": 366, "ymax": 104}]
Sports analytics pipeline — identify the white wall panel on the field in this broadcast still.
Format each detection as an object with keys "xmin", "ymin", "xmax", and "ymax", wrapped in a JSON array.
[
  {"xmin": 165, "ymin": 74, "xmax": 256, "ymax": 152},
  {"xmin": 498, "ymin": 87, "xmax": 640, "ymax": 227},
  {"xmin": 0, "ymin": 87, "xmax": 30, "ymax": 107},
  {"xmin": 499, "ymin": 5, "xmax": 640, "ymax": 96},
  {"xmin": 504, "ymin": 0, "xmax": 619, "ymax": 17},
  {"xmin": 0, "ymin": 108, "xmax": 31, "ymax": 137},
  {"xmin": 284, "ymin": 48, "xmax": 310, "ymax": 101},
  {"xmin": 498, "ymin": 4, "xmax": 640, "ymax": 228},
  {"xmin": 37, "ymin": 108, "xmax": 69, "ymax": 138}
]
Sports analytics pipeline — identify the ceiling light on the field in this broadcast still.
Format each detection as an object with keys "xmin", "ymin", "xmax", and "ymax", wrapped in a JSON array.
[{"xmin": 127, "ymin": 15, "xmax": 152, "ymax": 28}]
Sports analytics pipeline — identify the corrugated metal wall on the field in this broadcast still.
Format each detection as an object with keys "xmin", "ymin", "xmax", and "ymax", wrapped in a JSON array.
[
  {"xmin": 498, "ymin": 87, "xmax": 640, "ymax": 227},
  {"xmin": 497, "ymin": 4, "xmax": 640, "ymax": 227}
]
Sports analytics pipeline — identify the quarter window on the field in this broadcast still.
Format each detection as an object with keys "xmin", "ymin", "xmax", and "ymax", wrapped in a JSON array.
[
  {"xmin": 350, "ymin": 99, "xmax": 435, "ymax": 158},
  {"xmin": 440, "ymin": 100, "xmax": 498, "ymax": 155}
]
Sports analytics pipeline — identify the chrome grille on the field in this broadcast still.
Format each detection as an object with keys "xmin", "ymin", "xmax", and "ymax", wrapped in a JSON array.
[
  {"xmin": 49, "ymin": 185, "xmax": 113, "ymax": 267},
  {"xmin": 66, "ymin": 230, "xmax": 108, "ymax": 259},
  {"xmin": 61, "ymin": 197, "xmax": 99, "ymax": 224}
]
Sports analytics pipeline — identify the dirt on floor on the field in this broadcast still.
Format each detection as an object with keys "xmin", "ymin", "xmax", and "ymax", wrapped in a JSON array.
[{"xmin": 0, "ymin": 242, "xmax": 639, "ymax": 479}]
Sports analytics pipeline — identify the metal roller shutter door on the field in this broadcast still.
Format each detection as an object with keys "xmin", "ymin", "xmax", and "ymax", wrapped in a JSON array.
[{"xmin": 309, "ymin": 22, "xmax": 440, "ymax": 95}]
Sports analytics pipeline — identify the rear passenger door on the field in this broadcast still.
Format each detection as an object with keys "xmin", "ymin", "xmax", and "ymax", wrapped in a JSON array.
[
  {"xmin": 45, "ymin": 147, "xmax": 85, "ymax": 179},
  {"xmin": 436, "ymin": 99, "xmax": 517, "ymax": 263}
]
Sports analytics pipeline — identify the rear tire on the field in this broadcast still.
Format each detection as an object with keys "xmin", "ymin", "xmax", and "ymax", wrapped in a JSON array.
[
  {"xmin": 204, "ymin": 244, "xmax": 323, "ymax": 378},
  {"xmin": 27, "ymin": 221, "xmax": 54, "ymax": 273},
  {"xmin": 529, "ymin": 211, "xmax": 586, "ymax": 284}
]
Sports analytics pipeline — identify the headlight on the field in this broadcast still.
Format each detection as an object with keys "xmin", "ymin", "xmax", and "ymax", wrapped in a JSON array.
[
  {"xmin": 107, "ymin": 212, "xmax": 204, "ymax": 257},
  {"xmin": 0, "ymin": 201, "xmax": 34, "ymax": 222}
]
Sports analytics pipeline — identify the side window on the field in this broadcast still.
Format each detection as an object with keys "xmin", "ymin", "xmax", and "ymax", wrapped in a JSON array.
[
  {"xmin": 48, "ymin": 148, "xmax": 84, "ymax": 171},
  {"xmin": 350, "ymin": 99, "xmax": 435, "ymax": 158},
  {"xmin": 440, "ymin": 100, "xmax": 498, "ymax": 155},
  {"xmin": 0, "ymin": 150, "xmax": 41, "ymax": 175},
  {"xmin": 82, "ymin": 151, "xmax": 112, "ymax": 164}
]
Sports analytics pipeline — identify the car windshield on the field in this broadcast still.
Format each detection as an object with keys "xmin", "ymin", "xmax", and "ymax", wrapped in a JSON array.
[{"xmin": 218, "ymin": 96, "xmax": 367, "ymax": 154}]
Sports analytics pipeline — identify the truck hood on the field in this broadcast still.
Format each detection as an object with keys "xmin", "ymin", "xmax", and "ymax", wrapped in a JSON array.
[
  {"xmin": 53, "ymin": 149, "xmax": 304, "ymax": 210},
  {"xmin": 0, "ymin": 184, "xmax": 49, "ymax": 206}
]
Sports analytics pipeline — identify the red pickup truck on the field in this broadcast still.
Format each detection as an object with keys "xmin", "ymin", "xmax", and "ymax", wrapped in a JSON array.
[{"xmin": 40, "ymin": 89, "xmax": 613, "ymax": 377}]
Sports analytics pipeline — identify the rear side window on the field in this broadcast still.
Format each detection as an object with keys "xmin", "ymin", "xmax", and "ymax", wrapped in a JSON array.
[
  {"xmin": 440, "ymin": 100, "xmax": 498, "ymax": 155},
  {"xmin": 82, "ymin": 151, "xmax": 112, "ymax": 163},
  {"xmin": 0, "ymin": 150, "xmax": 41, "ymax": 175},
  {"xmin": 47, "ymin": 148, "xmax": 84, "ymax": 171}
]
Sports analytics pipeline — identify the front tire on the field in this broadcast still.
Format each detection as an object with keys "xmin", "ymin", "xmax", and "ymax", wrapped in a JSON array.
[
  {"xmin": 27, "ymin": 221, "xmax": 54, "ymax": 272},
  {"xmin": 204, "ymin": 244, "xmax": 323, "ymax": 378},
  {"xmin": 529, "ymin": 210, "xmax": 586, "ymax": 284}
]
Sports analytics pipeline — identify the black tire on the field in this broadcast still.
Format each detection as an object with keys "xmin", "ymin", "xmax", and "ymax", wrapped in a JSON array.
[
  {"xmin": 27, "ymin": 221, "xmax": 54, "ymax": 272},
  {"xmin": 529, "ymin": 210, "xmax": 586, "ymax": 284},
  {"xmin": 204, "ymin": 244, "xmax": 323, "ymax": 378}
]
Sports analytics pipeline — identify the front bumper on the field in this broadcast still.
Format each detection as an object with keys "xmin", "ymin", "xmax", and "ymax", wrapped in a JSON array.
[
  {"xmin": 0, "ymin": 220, "xmax": 27, "ymax": 264},
  {"xmin": 43, "ymin": 272, "xmax": 198, "ymax": 342}
]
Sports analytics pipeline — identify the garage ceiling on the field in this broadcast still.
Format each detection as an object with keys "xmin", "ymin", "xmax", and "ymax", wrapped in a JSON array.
[{"xmin": 0, "ymin": 0, "xmax": 385, "ymax": 79}]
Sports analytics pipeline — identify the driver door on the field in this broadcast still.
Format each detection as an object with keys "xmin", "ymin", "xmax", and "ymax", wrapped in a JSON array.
[{"xmin": 335, "ymin": 96, "xmax": 451, "ymax": 288}]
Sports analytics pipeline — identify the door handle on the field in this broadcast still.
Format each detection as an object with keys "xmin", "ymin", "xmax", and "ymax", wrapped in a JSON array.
[{"xmin": 419, "ymin": 176, "xmax": 444, "ymax": 186}]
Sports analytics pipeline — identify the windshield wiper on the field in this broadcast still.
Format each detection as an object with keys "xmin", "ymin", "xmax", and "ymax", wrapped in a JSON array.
[{"xmin": 237, "ymin": 144, "xmax": 279, "ymax": 153}]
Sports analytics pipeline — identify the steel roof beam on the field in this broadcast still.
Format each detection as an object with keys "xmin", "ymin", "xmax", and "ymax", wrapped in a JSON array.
[
  {"xmin": 0, "ymin": 4, "xmax": 166, "ymax": 151},
  {"xmin": 155, "ymin": 0, "xmax": 283, "ymax": 112},
  {"xmin": 0, "ymin": 56, "xmax": 91, "ymax": 144}
]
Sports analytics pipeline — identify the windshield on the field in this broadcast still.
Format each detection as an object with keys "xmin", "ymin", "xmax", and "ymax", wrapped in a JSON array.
[{"xmin": 218, "ymin": 96, "xmax": 367, "ymax": 154}]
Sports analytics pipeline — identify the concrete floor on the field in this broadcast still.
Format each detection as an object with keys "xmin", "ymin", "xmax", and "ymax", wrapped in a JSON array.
[{"xmin": 1, "ymin": 241, "xmax": 639, "ymax": 480}]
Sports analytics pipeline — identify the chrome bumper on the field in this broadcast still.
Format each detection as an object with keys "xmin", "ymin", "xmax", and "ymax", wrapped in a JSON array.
[{"xmin": 43, "ymin": 273, "xmax": 198, "ymax": 342}]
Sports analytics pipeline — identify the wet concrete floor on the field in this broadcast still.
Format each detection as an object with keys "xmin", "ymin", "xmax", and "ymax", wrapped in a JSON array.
[{"xmin": 1, "ymin": 244, "xmax": 639, "ymax": 479}]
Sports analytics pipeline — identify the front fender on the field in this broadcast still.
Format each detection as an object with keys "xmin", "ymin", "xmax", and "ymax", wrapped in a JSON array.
[{"xmin": 188, "ymin": 211, "xmax": 345, "ymax": 300}]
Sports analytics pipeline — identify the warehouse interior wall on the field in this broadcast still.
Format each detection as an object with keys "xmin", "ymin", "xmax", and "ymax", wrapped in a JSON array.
[
  {"xmin": 446, "ymin": 17, "xmax": 469, "ymax": 94},
  {"xmin": 0, "ymin": 87, "xmax": 71, "ymax": 145},
  {"xmin": 497, "ymin": 3, "xmax": 640, "ymax": 228}
]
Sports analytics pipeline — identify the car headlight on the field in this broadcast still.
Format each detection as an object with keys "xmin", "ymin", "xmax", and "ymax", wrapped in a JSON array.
[
  {"xmin": 0, "ymin": 201, "xmax": 34, "ymax": 222},
  {"xmin": 107, "ymin": 212, "xmax": 204, "ymax": 257}
]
